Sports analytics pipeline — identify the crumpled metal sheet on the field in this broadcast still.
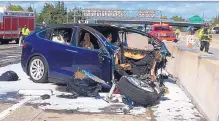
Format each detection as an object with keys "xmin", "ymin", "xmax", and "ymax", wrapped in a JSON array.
[{"xmin": 66, "ymin": 78, "xmax": 102, "ymax": 97}]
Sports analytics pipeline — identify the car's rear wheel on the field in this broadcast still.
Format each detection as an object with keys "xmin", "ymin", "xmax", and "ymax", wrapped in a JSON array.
[{"xmin": 28, "ymin": 56, "xmax": 48, "ymax": 83}]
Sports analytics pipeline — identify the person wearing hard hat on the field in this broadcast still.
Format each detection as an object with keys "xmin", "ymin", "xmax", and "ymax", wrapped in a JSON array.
[
  {"xmin": 198, "ymin": 24, "xmax": 212, "ymax": 53},
  {"xmin": 19, "ymin": 25, "xmax": 30, "ymax": 46}
]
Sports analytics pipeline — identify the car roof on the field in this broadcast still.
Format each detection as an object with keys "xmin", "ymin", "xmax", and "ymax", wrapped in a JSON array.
[
  {"xmin": 46, "ymin": 24, "xmax": 163, "ymax": 49},
  {"xmin": 48, "ymin": 24, "xmax": 121, "ymax": 28}
]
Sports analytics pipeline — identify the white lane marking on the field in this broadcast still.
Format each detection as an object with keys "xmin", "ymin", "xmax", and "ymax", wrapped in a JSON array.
[
  {"xmin": 18, "ymin": 89, "xmax": 53, "ymax": 96},
  {"xmin": 0, "ymin": 97, "xmax": 32, "ymax": 120}
]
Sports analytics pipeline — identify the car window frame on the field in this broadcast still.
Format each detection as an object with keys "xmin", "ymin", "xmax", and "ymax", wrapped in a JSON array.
[
  {"xmin": 49, "ymin": 27, "xmax": 75, "ymax": 45},
  {"xmin": 37, "ymin": 27, "xmax": 76, "ymax": 46},
  {"xmin": 75, "ymin": 26, "xmax": 107, "ymax": 53},
  {"xmin": 123, "ymin": 28, "xmax": 163, "ymax": 49},
  {"xmin": 118, "ymin": 30, "xmax": 127, "ymax": 44},
  {"xmin": 37, "ymin": 28, "xmax": 52, "ymax": 40}
]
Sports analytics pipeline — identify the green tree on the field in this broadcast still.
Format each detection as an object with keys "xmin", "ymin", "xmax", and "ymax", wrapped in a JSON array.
[
  {"xmin": 7, "ymin": 3, "xmax": 24, "ymax": 11},
  {"xmin": 68, "ymin": 7, "xmax": 85, "ymax": 23},
  {"xmin": 161, "ymin": 16, "xmax": 167, "ymax": 19},
  {"xmin": 27, "ymin": 5, "xmax": 33, "ymax": 12},
  {"xmin": 36, "ymin": 2, "xmax": 84, "ymax": 24},
  {"xmin": 213, "ymin": 16, "xmax": 219, "ymax": 26},
  {"xmin": 51, "ymin": 1, "xmax": 67, "ymax": 24},
  {"xmin": 171, "ymin": 16, "xmax": 185, "ymax": 22},
  {"xmin": 36, "ymin": 3, "xmax": 55, "ymax": 24}
]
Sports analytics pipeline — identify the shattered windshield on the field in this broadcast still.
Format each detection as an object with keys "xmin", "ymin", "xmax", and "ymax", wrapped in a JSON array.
[{"xmin": 122, "ymin": 29, "xmax": 155, "ymax": 50}]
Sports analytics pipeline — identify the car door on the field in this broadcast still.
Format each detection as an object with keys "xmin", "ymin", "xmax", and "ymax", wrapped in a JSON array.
[
  {"xmin": 37, "ymin": 26, "xmax": 78, "ymax": 83},
  {"xmin": 70, "ymin": 26, "xmax": 112, "ymax": 83}
]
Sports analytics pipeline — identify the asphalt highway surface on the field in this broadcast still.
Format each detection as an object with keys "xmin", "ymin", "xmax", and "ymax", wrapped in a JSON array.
[
  {"xmin": 0, "ymin": 33, "xmax": 207, "ymax": 121},
  {"xmin": 0, "ymin": 43, "xmax": 22, "ymax": 67}
]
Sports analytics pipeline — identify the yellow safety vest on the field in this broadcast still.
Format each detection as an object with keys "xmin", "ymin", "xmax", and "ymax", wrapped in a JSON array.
[
  {"xmin": 22, "ymin": 28, "xmax": 30, "ymax": 36},
  {"xmin": 198, "ymin": 29, "xmax": 212, "ymax": 41},
  {"xmin": 174, "ymin": 29, "xmax": 180, "ymax": 34}
]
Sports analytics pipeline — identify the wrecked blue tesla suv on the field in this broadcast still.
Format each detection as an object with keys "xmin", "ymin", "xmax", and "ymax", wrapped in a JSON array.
[{"xmin": 21, "ymin": 24, "xmax": 171, "ymax": 106}]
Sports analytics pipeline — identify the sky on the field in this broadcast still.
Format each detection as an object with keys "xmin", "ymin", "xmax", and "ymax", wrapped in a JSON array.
[{"xmin": 0, "ymin": 1, "xmax": 218, "ymax": 20}]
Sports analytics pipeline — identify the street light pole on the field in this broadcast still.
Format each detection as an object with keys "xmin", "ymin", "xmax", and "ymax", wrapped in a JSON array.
[
  {"xmin": 160, "ymin": 11, "xmax": 162, "ymax": 25},
  {"xmin": 74, "ymin": 8, "xmax": 76, "ymax": 23},
  {"xmin": 67, "ymin": 9, "xmax": 68, "ymax": 24}
]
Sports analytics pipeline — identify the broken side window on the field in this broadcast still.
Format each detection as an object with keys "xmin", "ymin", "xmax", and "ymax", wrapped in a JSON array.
[
  {"xmin": 124, "ymin": 31, "xmax": 154, "ymax": 50},
  {"xmin": 78, "ymin": 29, "xmax": 101, "ymax": 50},
  {"xmin": 50, "ymin": 28, "xmax": 74, "ymax": 45}
]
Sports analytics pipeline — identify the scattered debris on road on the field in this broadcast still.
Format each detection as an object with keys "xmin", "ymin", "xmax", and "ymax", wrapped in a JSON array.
[
  {"xmin": 0, "ymin": 71, "xmax": 19, "ymax": 81},
  {"xmin": 0, "ymin": 63, "xmax": 205, "ymax": 120}
]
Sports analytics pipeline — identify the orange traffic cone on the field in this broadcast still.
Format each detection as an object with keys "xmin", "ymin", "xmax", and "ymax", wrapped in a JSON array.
[{"xmin": 187, "ymin": 43, "xmax": 193, "ymax": 48}]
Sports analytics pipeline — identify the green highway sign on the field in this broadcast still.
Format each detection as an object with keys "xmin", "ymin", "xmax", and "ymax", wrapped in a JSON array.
[{"xmin": 188, "ymin": 15, "xmax": 204, "ymax": 24}]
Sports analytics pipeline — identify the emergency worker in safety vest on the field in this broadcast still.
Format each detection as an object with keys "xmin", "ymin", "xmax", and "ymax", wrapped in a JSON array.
[
  {"xmin": 198, "ymin": 24, "xmax": 212, "ymax": 53},
  {"xmin": 174, "ymin": 28, "xmax": 180, "ymax": 39},
  {"xmin": 19, "ymin": 25, "xmax": 30, "ymax": 46},
  {"xmin": 21, "ymin": 25, "xmax": 30, "ymax": 37}
]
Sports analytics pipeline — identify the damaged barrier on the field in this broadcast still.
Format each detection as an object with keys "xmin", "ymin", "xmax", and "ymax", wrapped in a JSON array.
[{"xmin": 165, "ymin": 42, "xmax": 219, "ymax": 121}]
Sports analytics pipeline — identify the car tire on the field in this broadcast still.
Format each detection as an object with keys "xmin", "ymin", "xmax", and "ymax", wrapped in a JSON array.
[
  {"xmin": 28, "ymin": 56, "xmax": 49, "ymax": 83},
  {"xmin": 117, "ymin": 76, "xmax": 159, "ymax": 106}
]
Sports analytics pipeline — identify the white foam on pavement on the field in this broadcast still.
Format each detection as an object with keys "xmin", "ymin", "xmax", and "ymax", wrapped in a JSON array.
[
  {"xmin": 0, "ymin": 63, "xmax": 146, "ymax": 115},
  {"xmin": 152, "ymin": 81, "xmax": 204, "ymax": 121},
  {"xmin": 0, "ymin": 63, "xmax": 204, "ymax": 119}
]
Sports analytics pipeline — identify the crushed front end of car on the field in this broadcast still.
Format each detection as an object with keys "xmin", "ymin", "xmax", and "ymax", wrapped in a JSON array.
[{"xmin": 112, "ymin": 34, "xmax": 172, "ymax": 106}]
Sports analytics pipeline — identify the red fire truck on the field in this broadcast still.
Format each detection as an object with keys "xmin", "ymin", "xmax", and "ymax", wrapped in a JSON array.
[{"xmin": 0, "ymin": 8, "xmax": 35, "ymax": 44}]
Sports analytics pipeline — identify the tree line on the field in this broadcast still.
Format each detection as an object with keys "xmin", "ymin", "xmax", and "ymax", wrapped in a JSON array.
[{"xmin": 212, "ymin": 15, "xmax": 219, "ymax": 25}]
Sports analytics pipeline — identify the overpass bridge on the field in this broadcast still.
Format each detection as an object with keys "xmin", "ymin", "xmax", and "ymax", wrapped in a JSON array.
[
  {"xmin": 95, "ymin": 19, "xmax": 203, "ymax": 28},
  {"xmin": 81, "ymin": 9, "xmax": 203, "ymax": 28}
]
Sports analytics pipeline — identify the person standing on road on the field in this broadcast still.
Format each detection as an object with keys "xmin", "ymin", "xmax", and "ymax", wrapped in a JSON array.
[
  {"xmin": 198, "ymin": 24, "xmax": 212, "ymax": 53},
  {"xmin": 186, "ymin": 26, "xmax": 191, "ymax": 35},
  {"xmin": 191, "ymin": 26, "xmax": 195, "ymax": 35},
  {"xmin": 19, "ymin": 25, "xmax": 30, "ymax": 46},
  {"xmin": 174, "ymin": 28, "xmax": 180, "ymax": 39}
]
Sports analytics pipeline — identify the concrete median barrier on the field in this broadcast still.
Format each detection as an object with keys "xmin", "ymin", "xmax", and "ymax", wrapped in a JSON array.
[
  {"xmin": 165, "ymin": 42, "xmax": 219, "ymax": 121},
  {"xmin": 212, "ymin": 34, "xmax": 219, "ymax": 44}
]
